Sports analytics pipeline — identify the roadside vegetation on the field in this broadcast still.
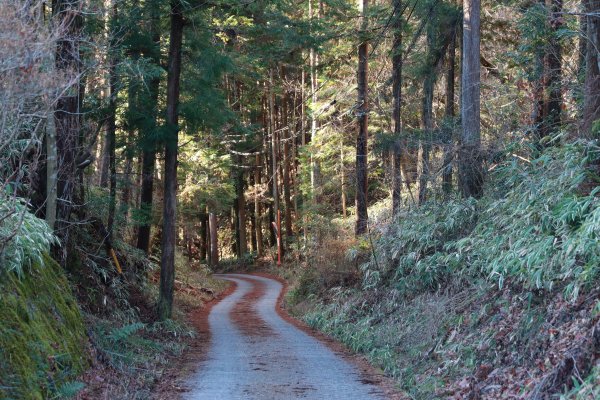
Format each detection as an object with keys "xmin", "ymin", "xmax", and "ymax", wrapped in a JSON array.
[{"xmin": 285, "ymin": 141, "xmax": 600, "ymax": 399}]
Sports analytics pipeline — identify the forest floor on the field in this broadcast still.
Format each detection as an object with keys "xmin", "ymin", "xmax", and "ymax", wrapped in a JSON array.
[{"xmin": 74, "ymin": 258, "xmax": 230, "ymax": 399}]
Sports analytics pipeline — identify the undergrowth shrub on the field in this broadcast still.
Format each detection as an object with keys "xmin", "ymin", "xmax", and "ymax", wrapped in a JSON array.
[
  {"xmin": 458, "ymin": 142, "xmax": 600, "ymax": 299},
  {"xmin": 362, "ymin": 141, "xmax": 600, "ymax": 300},
  {"xmin": 289, "ymin": 237, "xmax": 362, "ymax": 305},
  {"xmin": 361, "ymin": 198, "xmax": 478, "ymax": 295},
  {"xmin": 89, "ymin": 317, "xmax": 195, "ymax": 379},
  {"xmin": 0, "ymin": 198, "xmax": 58, "ymax": 276}
]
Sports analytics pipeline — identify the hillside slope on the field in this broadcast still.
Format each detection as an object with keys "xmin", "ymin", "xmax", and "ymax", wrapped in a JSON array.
[
  {"xmin": 0, "ymin": 254, "xmax": 88, "ymax": 400},
  {"xmin": 287, "ymin": 142, "xmax": 600, "ymax": 399}
]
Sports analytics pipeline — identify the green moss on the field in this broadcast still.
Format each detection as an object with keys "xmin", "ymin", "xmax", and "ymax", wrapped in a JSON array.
[{"xmin": 0, "ymin": 254, "xmax": 88, "ymax": 399}]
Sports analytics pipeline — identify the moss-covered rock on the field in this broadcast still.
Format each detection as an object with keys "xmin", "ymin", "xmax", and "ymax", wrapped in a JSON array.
[{"xmin": 0, "ymin": 253, "xmax": 88, "ymax": 399}]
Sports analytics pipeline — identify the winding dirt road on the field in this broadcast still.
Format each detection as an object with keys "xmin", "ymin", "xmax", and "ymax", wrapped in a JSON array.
[{"xmin": 184, "ymin": 274, "xmax": 387, "ymax": 400}]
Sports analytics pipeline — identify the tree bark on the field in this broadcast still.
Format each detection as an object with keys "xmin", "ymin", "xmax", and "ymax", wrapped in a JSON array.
[
  {"xmin": 269, "ymin": 69, "xmax": 282, "ymax": 257},
  {"xmin": 578, "ymin": 6, "xmax": 587, "ymax": 82},
  {"xmin": 391, "ymin": 0, "xmax": 403, "ymax": 215},
  {"xmin": 582, "ymin": 0, "xmax": 600, "ymax": 137},
  {"xmin": 199, "ymin": 213, "xmax": 208, "ymax": 262},
  {"xmin": 545, "ymin": 0, "xmax": 563, "ymax": 137},
  {"xmin": 459, "ymin": 0, "xmax": 483, "ymax": 198},
  {"xmin": 158, "ymin": 0, "xmax": 184, "ymax": 321},
  {"xmin": 107, "ymin": 58, "xmax": 117, "ymax": 242},
  {"xmin": 136, "ymin": 147, "xmax": 156, "ymax": 253},
  {"xmin": 309, "ymin": 0, "xmax": 320, "ymax": 198},
  {"xmin": 105, "ymin": 0, "xmax": 119, "ymax": 244},
  {"xmin": 236, "ymin": 161, "xmax": 247, "ymax": 257},
  {"xmin": 255, "ymin": 142, "xmax": 264, "ymax": 256},
  {"xmin": 249, "ymin": 187, "xmax": 257, "ymax": 253},
  {"xmin": 418, "ymin": 11, "xmax": 437, "ymax": 206},
  {"xmin": 282, "ymin": 67, "xmax": 293, "ymax": 238},
  {"xmin": 53, "ymin": 0, "xmax": 82, "ymax": 254},
  {"xmin": 46, "ymin": 108, "xmax": 58, "ymax": 231},
  {"xmin": 136, "ymin": 3, "xmax": 160, "ymax": 252},
  {"xmin": 355, "ymin": 0, "xmax": 369, "ymax": 235},
  {"xmin": 121, "ymin": 149, "xmax": 133, "ymax": 219},
  {"xmin": 209, "ymin": 212, "xmax": 219, "ymax": 266},
  {"xmin": 341, "ymin": 139, "xmax": 347, "ymax": 218},
  {"xmin": 443, "ymin": 26, "xmax": 456, "ymax": 196}
]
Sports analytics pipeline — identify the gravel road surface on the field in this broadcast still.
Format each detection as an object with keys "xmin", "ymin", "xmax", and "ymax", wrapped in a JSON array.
[{"xmin": 184, "ymin": 274, "xmax": 385, "ymax": 400}]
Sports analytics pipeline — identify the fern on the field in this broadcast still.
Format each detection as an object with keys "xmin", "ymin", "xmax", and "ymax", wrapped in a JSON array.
[
  {"xmin": 107, "ymin": 322, "xmax": 146, "ymax": 343},
  {"xmin": 54, "ymin": 381, "xmax": 85, "ymax": 399}
]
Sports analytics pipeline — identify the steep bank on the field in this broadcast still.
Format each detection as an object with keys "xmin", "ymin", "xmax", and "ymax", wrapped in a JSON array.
[{"xmin": 0, "ymin": 254, "xmax": 88, "ymax": 400}]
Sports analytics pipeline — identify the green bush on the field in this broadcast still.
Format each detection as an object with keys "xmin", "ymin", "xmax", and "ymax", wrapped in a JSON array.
[
  {"xmin": 0, "ymin": 197, "xmax": 58, "ymax": 277},
  {"xmin": 362, "ymin": 141, "xmax": 600, "ymax": 300},
  {"xmin": 459, "ymin": 142, "xmax": 600, "ymax": 298}
]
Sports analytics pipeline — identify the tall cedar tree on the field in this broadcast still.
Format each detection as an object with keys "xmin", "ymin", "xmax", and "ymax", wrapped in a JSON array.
[
  {"xmin": 583, "ymin": 0, "xmax": 600, "ymax": 136},
  {"xmin": 53, "ymin": 0, "xmax": 82, "ymax": 259},
  {"xmin": 391, "ymin": 0, "xmax": 403, "ymax": 215},
  {"xmin": 106, "ymin": 1, "xmax": 118, "ymax": 243},
  {"xmin": 137, "ymin": 2, "xmax": 162, "ymax": 254},
  {"xmin": 459, "ymin": 0, "xmax": 483, "ymax": 198},
  {"xmin": 356, "ymin": 0, "xmax": 369, "ymax": 235},
  {"xmin": 158, "ymin": 0, "xmax": 184, "ymax": 320}
]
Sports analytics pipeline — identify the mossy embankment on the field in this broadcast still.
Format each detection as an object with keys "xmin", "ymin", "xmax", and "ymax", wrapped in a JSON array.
[
  {"xmin": 285, "ymin": 142, "xmax": 600, "ymax": 399},
  {"xmin": 0, "ymin": 253, "xmax": 88, "ymax": 400}
]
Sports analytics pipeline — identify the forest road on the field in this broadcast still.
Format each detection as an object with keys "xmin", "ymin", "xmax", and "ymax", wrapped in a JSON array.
[{"xmin": 183, "ymin": 273, "xmax": 387, "ymax": 400}]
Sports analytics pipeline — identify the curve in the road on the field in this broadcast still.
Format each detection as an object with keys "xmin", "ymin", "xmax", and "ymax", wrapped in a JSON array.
[{"xmin": 184, "ymin": 273, "xmax": 385, "ymax": 400}]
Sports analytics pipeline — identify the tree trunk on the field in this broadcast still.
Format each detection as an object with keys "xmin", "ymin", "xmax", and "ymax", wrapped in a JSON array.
[
  {"xmin": 282, "ymin": 67, "xmax": 293, "ymax": 238},
  {"xmin": 264, "ymin": 111, "xmax": 277, "ymax": 248},
  {"xmin": 250, "ymin": 188, "xmax": 257, "ymax": 253},
  {"xmin": 443, "ymin": 26, "xmax": 456, "ymax": 196},
  {"xmin": 582, "ymin": 0, "xmax": 600, "ymax": 137},
  {"xmin": 184, "ymin": 224, "xmax": 193, "ymax": 262},
  {"xmin": 53, "ymin": 0, "xmax": 82, "ymax": 255},
  {"xmin": 209, "ymin": 212, "xmax": 219, "ymax": 266},
  {"xmin": 391, "ymin": 0, "xmax": 403, "ymax": 215},
  {"xmin": 269, "ymin": 69, "xmax": 282, "ymax": 258},
  {"xmin": 578, "ymin": 6, "xmax": 587, "ymax": 82},
  {"xmin": 341, "ymin": 139, "xmax": 347, "ymax": 218},
  {"xmin": 236, "ymin": 162, "xmax": 247, "ymax": 257},
  {"xmin": 99, "ymin": 132, "xmax": 109, "ymax": 187},
  {"xmin": 121, "ymin": 149, "xmax": 133, "ymax": 219},
  {"xmin": 158, "ymin": 1, "xmax": 184, "ymax": 321},
  {"xmin": 46, "ymin": 108, "xmax": 58, "ymax": 231},
  {"xmin": 105, "ymin": 1, "xmax": 118, "ymax": 243},
  {"xmin": 136, "ymin": 3, "xmax": 161, "ymax": 252},
  {"xmin": 255, "ymin": 151, "xmax": 264, "ymax": 256},
  {"xmin": 136, "ymin": 147, "xmax": 156, "ymax": 253},
  {"xmin": 459, "ymin": 0, "xmax": 483, "ymax": 198},
  {"xmin": 107, "ymin": 56, "xmax": 117, "ymax": 242},
  {"xmin": 545, "ymin": 0, "xmax": 563, "ymax": 137},
  {"xmin": 419, "ymin": 12, "xmax": 439, "ymax": 206},
  {"xmin": 199, "ymin": 213, "xmax": 208, "ymax": 262},
  {"xmin": 355, "ymin": 0, "xmax": 369, "ymax": 236},
  {"xmin": 309, "ymin": 0, "xmax": 320, "ymax": 198}
]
